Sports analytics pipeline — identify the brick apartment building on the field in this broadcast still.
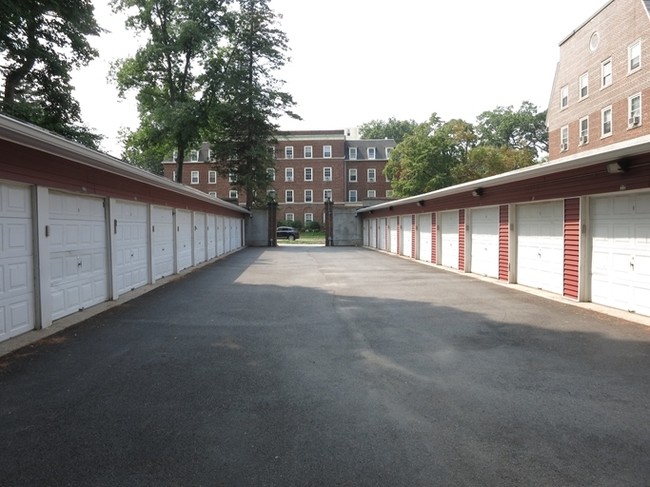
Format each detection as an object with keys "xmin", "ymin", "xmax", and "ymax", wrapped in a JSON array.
[
  {"xmin": 547, "ymin": 0, "xmax": 650, "ymax": 160},
  {"xmin": 161, "ymin": 130, "xmax": 396, "ymax": 225}
]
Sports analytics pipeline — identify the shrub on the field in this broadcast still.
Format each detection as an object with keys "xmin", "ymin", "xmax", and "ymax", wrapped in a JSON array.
[
  {"xmin": 304, "ymin": 221, "xmax": 321, "ymax": 232},
  {"xmin": 278, "ymin": 219, "xmax": 303, "ymax": 230}
]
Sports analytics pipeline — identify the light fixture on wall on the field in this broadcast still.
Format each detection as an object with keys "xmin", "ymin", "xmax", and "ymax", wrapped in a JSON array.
[
  {"xmin": 471, "ymin": 188, "xmax": 484, "ymax": 197},
  {"xmin": 417, "ymin": 200, "xmax": 425, "ymax": 207},
  {"xmin": 389, "ymin": 206, "xmax": 394, "ymax": 211},
  {"xmin": 606, "ymin": 160, "xmax": 631, "ymax": 174}
]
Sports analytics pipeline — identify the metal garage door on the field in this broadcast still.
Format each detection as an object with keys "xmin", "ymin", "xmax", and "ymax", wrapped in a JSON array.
[
  {"xmin": 113, "ymin": 200, "xmax": 148, "ymax": 296},
  {"xmin": 378, "ymin": 218, "xmax": 386, "ymax": 250},
  {"xmin": 193, "ymin": 212, "xmax": 206, "ymax": 265},
  {"xmin": 440, "ymin": 211, "xmax": 459, "ymax": 269},
  {"xmin": 0, "ymin": 183, "xmax": 34, "ymax": 342},
  {"xmin": 207, "ymin": 214, "xmax": 216, "ymax": 260},
  {"xmin": 470, "ymin": 207, "xmax": 499, "ymax": 278},
  {"xmin": 370, "ymin": 219, "xmax": 377, "ymax": 249},
  {"xmin": 224, "ymin": 217, "xmax": 232, "ymax": 253},
  {"xmin": 418, "ymin": 214, "xmax": 432, "ymax": 263},
  {"xmin": 400, "ymin": 215, "xmax": 412, "ymax": 257},
  {"xmin": 49, "ymin": 191, "xmax": 108, "ymax": 320},
  {"xmin": 516, "ymin": 201, "xmax": 564, "ymax": 294},
  {"xmin": 591, "ymin": 193, "xmax": 650, "ymax": 316},
  {"xmin": 388, "ymin": 217, "xmax": 398, "ymax": 253},
  {"xmin": 217, "ymin": 216, "xmax": 225, "ymax": 256},
  {"xmin": 151, "ymin": 206, "xmax": 174, "ymax": 280},
  {"xmin": 176, "ymin": 209, "xmax": 192, "ymax": 271}
]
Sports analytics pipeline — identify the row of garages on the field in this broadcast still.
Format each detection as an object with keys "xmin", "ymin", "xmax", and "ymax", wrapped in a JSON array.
[
  {"xmin": 0, "ymin": 115, "xmax": 247, "ymax": 344},
  {"xmin": 359, "ymin": 145, "xmax": 650, "ymax": 320}
]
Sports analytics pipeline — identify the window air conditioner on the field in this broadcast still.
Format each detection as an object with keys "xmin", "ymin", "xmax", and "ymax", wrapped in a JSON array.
[
  {"xmin": 560, "ymin": 143, "xmax": 568, "ymax": 151},
  {"xmin": 580, "ymin": 136, "xmax": 589, "ymax": 144},
  {"xmin": 629, "ymin": 116, "xmax": 640, "ymax": 126}
]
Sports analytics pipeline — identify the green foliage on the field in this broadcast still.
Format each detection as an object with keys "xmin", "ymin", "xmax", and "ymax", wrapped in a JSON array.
[
  {"xmin": 0, "ymin": 0, "xmax": 103, "ymax": 148},
  {"xmin": 451, "ymin": 146, "xmax": 535, "ymax": 184},
  {"xmin": 304, "ymin": 221, "xmax": 321, "ymax": 232},
  {"xmin": 278, "ymin": 219, "xmax": 302, "ymax": 230},
  {"xmin": 359, "ymin": 117, "xmax": 417, "ymax": 144}
]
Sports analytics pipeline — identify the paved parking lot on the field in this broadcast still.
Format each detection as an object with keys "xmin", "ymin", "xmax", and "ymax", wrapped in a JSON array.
[{"xmin": 1, "ymin": 247, "xmax": 649, "ymax": 486}]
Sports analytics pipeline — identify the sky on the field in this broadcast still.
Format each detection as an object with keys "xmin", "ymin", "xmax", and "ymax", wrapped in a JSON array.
[{"xmin": 73, "ymin": 0, "xmax": 609, "ymax": 156}]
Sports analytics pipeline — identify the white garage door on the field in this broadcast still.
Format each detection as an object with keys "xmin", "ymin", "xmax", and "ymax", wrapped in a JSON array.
[
  {"xmin": 114, "ymin": 201, "xmax": 148, "ymax": 296},
  {"xmin": 370, "ymin": 219, "xmax": 377, "ymax": 248},
  {"xmin": 49, "ymin": 192, "xmax": 108, "ymax": 320},
  {"xmin": 378, "ymin": 218, "xmax": 386, "ymax": 250},
  {"xmin": 0, "ymin": 183, "xmax": 34, "ymax": 342},
  {"xmin": 151, "ymin": 206, "xmax": 174, "ymax": 280},
  {"xmin": 440, "ymin": 211, "xmax": 459, "ymax": 269},
  {"xmin": 418, "ymin": 214, "xmax": 432, "ymax": 263},
  {"xmin": 400, "ymin": 215, "xmax": 412, "ymax": 257},
  {"xmin": 388, "ymin": 217, "xmax": 398, "ymax": 253},
  {"xmin": 176, "ymin": 209, "xmax": 192, "ymax": 271},
  {"xmin": 217, "ymin": 216, "xmax": 225, "ymax": 256},
  {"xmin": 207, "ymin": 214, "xmax": 217, "ymax": 260},
  {"xmin": 470, "ymin": 207, "xmax": 499, "ymax": 278},
  {"xmin": 591, "ymin": 193, "xmax": 650, "ymax": 316},
  {"xmin": 193, "ymin": 212, "xmax": 207, "ymax": 265},
  {"xmin": 516, "ymin": 201, "xmax": 564, "ymax": 294}
]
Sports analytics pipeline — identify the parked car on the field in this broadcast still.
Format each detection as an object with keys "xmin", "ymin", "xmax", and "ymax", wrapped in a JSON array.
[{"xmin": 277, "ymin": 226, "xmax": 300, "ymax": 241}]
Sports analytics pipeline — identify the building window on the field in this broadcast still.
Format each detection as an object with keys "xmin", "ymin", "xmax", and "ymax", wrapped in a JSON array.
[
  {"xmin": 229, "ymin": 190, "xmax": 238, "ymax": 199},
  {"xmin": 386, "ymin": 147, "xmax": 393, "ymax": 159},
  {"xmin": 285, "ymin": 190, "xmax": 294, "ymax": 203},
  {"xmin": 208, "ymin": 191, "xmax": 217, "ymax": 198},
  {"xmin": 285, "ymin": 146, "xmax": 294, "ymax": 159},
  {"xmin": 285, "ymin": 213, "xmax": 294, "ymax": 222},
  {"xmin": 208, "ymin": 170, "xmax": 217, "ymax": 184},
  {"xmin": 629, "ymin": 40, "xmax": 641, "ymax": 72},
  {"xmin": 367, "ymin": 147, "xmax": 376, "ymax": 159},
  {"xmin": 579, "ymin": 117, "xmax": 589, "ymax": 145},
  {"xmin": 602, "ymin": 106, "xmax": 613, "ymax": 137},
  {"xmin": 267, "ymin": 168, "xmax": 276, "ymax": 181},
  {"xmin": 579, "ymin": 72, "xmax": 588, "ymax": 100},
  {"xmin": 560, "ymin": 126, "xmax": 569, "ymax": 151},
  {"xmin": 323, "ymin": 189, "xmax": 332, "ymax": 201},
  {"xmin": 228, "ymin": 173, "xmax": 237, "ymax": 183},
  {"xmin": 269, "ymin": 146, "xmax": 276, "ymax": 158},
  {"xmin": 367, "ymin": 190, "xmax": 376, "ymax": 198},
  {"xmin": 285, "ymin": 167, "xmax": 294, "ymax": 182},
  {"xmin": 208, "ymin": 149, "xmax": 213, "ymax": 161},
  {"xmin": 304, "ymin": 189, "xmax": 313, "ymax": 203},
  {"xmin": 191, "ymin": 170, "xmax": 200, "ymax": 184},
  {"xmin": 560, "ymin": 85, "xmax": 569, "ymax": 109},
  {"xmin": 304, "ymin": 145, "xmax": 313, "ymax": 158},
  {"xmin": 323, "ymin": 167, "xmax": 332, "ymax": 181},
  {"xmin": 367, "ymin": 168, "xmax": 376, "ymax": 182},
  {"xmin": 629, "ymin": 93, "xmax": 642, "ymax": 127},
  {"xmin": 304, "ymin": 213, "xmax": 314, "ymax": 223},
  {"xmin": 304, "ymin": 167, "xmax": 313, "ymax": 181},
  {"xmin": 190, "ymin": 150, "xmax": 199, "ymax": 162},
  {"xmin": 348, "ymin": 190, "xmax": 357, "ymax": 202},
  {"xmin": 349, "ymin": 147, "xmax": 357, "ymax": 159},
  {"xmin": 601, "ymin": 58, "xmax": 612, "ymax": 88},
  {"xmin": 349, "ymin": 168, "xmax": 357, "ymax": 182},
  {"xmin": 323, "ymin": 145, "xmax": 332, "ymax": 158},
  {"xmin": 172, "ymin": 170, "xmax": 176, "ymax": 182}
]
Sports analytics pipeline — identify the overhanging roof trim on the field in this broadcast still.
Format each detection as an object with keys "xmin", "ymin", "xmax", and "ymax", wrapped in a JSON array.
[
  {"xmin": 357, "ymin": 135, "xmax": 650, "ymax": 214},
  {"xmin": 0, "ymin": 114, "xmax": 249, "ymax": 215}
]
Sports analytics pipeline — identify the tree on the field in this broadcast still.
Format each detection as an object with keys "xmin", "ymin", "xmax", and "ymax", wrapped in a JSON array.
[
  {"xmin": 111, "ymin": 0, "xmax": 232, "ymax": 182},
  {"xmin": 475, "ymin": 101, "xmax": 548, "ymax": 157},
  {"xmin": 451, "ymin": 145, "xmax": 536, "ymax": 184},
  {"xmin": 359, "ymin": 117, "xmax": 417, "ymax": 144},
  {"xmin": 207, "ymin": 0, "xmax": 298, "ymax": 208},
  {"xmin": 0, "ymin": 0, "xmax": 103, "ymax": 148}
]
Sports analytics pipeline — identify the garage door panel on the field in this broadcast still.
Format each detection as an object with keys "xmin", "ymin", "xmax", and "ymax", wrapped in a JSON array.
[
  {"xmin": 471, "ymin": 207, "xmax": 499, "ymax": 278},
  {"xmin": 114, "ymin": 201, "xmax": 148, "ymax": 295},
  {"xmin": 440, "ymin": 211, "xmax": 459, "ymax": 269}
]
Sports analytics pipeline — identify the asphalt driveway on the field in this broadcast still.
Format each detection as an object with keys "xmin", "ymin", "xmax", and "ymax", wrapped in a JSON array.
[{"xmin": 1, "ymin": 247, "xmax": 649, "ymax": 486}]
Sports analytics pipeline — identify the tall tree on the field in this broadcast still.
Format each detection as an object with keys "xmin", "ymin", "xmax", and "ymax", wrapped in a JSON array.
[
  {"xmin": 0, "ymin": 0, "xmax": 102, "ymax": 148},
  {"xmin": 359, "ymin": 117, "xmax": 417, "ymax": 144},
  {"xmin": 111, "ymin": 0, "xmax": 232, "ymax": 182},
  {"xmin": 207, "ymin": 0, "xmax": 298, "ymax": 208},
  {"xmin": 451, "ymin": 145, "xmax": 536, "ymax": 184}
]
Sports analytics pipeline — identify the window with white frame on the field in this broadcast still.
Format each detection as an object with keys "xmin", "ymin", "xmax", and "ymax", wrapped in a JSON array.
[
  {"xmin": 268, "ymin": 146, "xmax": 276, "ymax": 158},
  {"xmin": 208, "ymin": 149, "xmax": 213, "ymax": 161},
  {"xmin": 172, "ymin": 150, "xmax": 178, "ymax": 161},
  {"xmin": 367, "ymin": 147, "xmax": 376, "ymax": 159},
  {"xmin": 285, "ymin": 167, "xmax": 294, "ymax": 182},
  {"xmin": 629, "ymin": 93, "xmax": 642, "ymax": 126},
  {"xmin": 323, "ymin": 167, "xmax": 332, "ymax": 181},
  {"xmin": 208, "ymin": 191, "xmax": 217, "ymax": 198},
  {"xmin": 367, "ymin": 168, "xmax": 376, "ymax": 182},
  {"xmin": 229, "ymin": 172, "xmax": 237, "ymax": 182},
  {"xmin": 601, "ymin": 58, "xmax": 612, "ymax": 88},
  {"xmin": 285, "ymin": 190, "xmax": 294, "ymax": 203},
  {"xmin": 367, "ymin": 190, "xmax": 376, "ymax": 198},
  {"xmin": 304, "ymin": 145, "xmax": 313, "ymax": 158},
  {"xmin": 349, "ymin": 147, "xmax": 357, "ymax": 159},
  {"xmin": 348, "ymin": 190, "xmax": 357, "ymax": 202},
  {"xmin": 190, "ymin": 150, "xmax": 199, "ymax": 162},
  {"xmin": 629, "ymin": 40, "xmax": 641, "ymax": 72},
  {"xmin": 579, "ymin": 117, "xmax": 589, "ymax": 145},
  {"xmin": 267, "ymin": 168, "xmax": 275, "ymax": 181},
  {"xmin": 304, "ymin": 167, "xmax": 313, "ymax": 181},
  {"xmin": 323, "ymin": 189, "xmax": 332, "ymax": 201},
  {"xmin": 208, "ymin": 170, "xmax": 217, "ymax": 184},
  {"xmin": 304, "ymin": 213, "xmax": 313, "ymax": 223},
  {"xmin": 560, "ymin": 126, "xmax": 569, "ymax": 151},
  {"xmin": 349, "ymin": 168, "xmax": 357, "ymax": 182},
  {"xmin": 386, "ymin": 147, "xmax": 393, "ymax": 159},
  {"xmin": 285, "ymin": 213, "xmax": 294, "ymax": 222},
  {"xmin": 560, "ymin": 85, "xmax": 569, "ymax": 109},
  {"xmin": 579, "ymin": 73, "xmax": 589, "ymax": 99},
  {"xmin": 172, "ymin": 170, "xmax": 176, "ymax": 182},
  {"xmin": 304, "ymin": 189, "xmax": 313, "ymax": 203},
  {"xmin": 602, "ymin": 106, "xmax": 613, "ymax": 137},
  {"xmin": 191, "ymin": 170, "xmax": 200, "ymax": 184},
  {"xmin": 229, "ymin": 190, "xmax": 238, "ymax": 199},
  {"xmin": 323, "ymin": 145, "xmax": 332, "ymax": 158},
  {"xmin": 285, "ymin": 146, "xmax": 294, "ymax": 159}
]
